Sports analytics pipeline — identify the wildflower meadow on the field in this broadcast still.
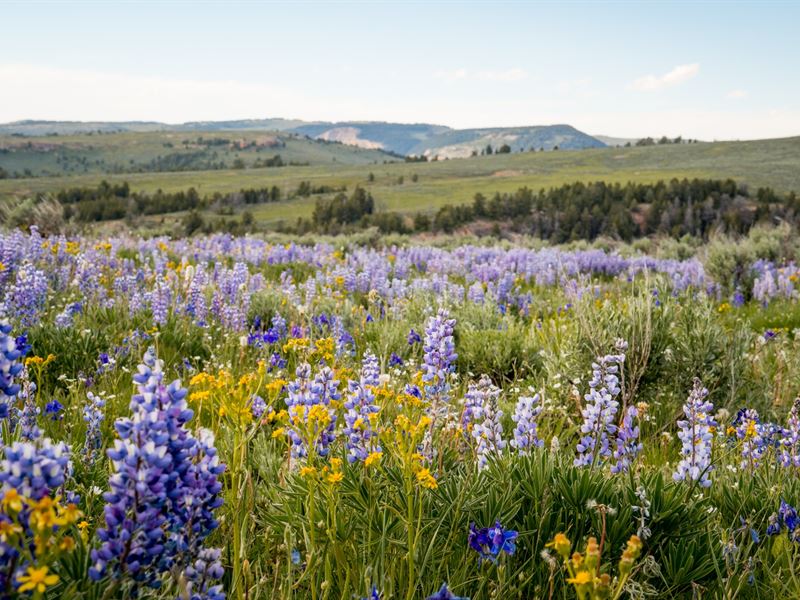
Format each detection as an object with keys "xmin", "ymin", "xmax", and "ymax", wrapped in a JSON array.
[{"xmin": 2, "ymin": 226, "xmax": 800, "ymax": 599}]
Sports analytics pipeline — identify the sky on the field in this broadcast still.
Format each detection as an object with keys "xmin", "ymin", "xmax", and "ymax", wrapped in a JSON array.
[{"xmin": 1, "ymin": 1, "xmax": 799, "ymax": 140}]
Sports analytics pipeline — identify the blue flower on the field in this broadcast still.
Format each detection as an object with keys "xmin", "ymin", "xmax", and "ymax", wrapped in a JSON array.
[
  {"xmin": 407, "ymin": 329, "xmax": 422, "ymax": 345},
  {"xmin": 468, "ymin": 520, "xmax": 517, "ymax": 563},
  {"xmin": 426, "ymin": 583, "xmax": 469, "ymax": 600},
  {"xmin": 362, "ymin": 585, "xmax": 382, "ymax": 600},
  {"xmin": 44, "ymin": 399, "xmax": 63, "ymax": 421},
  {"xmin": 389, "ymin": 352, "xmax": 404, "ymax": 367}
]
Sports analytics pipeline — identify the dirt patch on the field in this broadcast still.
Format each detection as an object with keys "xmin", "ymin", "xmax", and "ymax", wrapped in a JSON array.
[{"xmin": 492, "ymin": 169, "xmax": 523, "ymax": 177}]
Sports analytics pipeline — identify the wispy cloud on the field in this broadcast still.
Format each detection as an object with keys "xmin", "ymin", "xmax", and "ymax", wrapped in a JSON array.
[
  {"xmin": 433, "ymin": 67, "xmax": 527, "ymax": 83},
  {"xmin": 727, "ymin": 89, "xmax": 748, "ymax": 99},
  {"xmin": 629, "ymin": 63, "xmax": 699, "ymax": 91}
]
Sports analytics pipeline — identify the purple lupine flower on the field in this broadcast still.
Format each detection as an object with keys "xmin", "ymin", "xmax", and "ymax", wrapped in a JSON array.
[
  {"xmin": 471, "ymin": 377, "xmax": 505, "ymax": 470},
  {"xmin": 0, "ymin": 323, "xmax": 24, "ymax": 419},
  {"xmin": 82, "ymin": 391, "xmax": 106, "ymax": 464},
  {"xmin": 90, "ymin": 347, "xmax": 226, "ymax": 588},
  {"xmin": 733, "ymin": 408, "xmax": 767, "ymax": 470},
  {"xmin": 574, "ymin": 354, "xmax": 624, "ymax": 468},
  {"xmin": 251, "ymin": 395, "xmax": 267, "ymax": 419},
  {"xmin": 611, "ymin": 405, "xmax": 642, "ymax": 474},
  {"xmin": 360, "ymin": 351, "xmax": 381, "ymax": 388},
  {"xmin": 673, "ymin": 378, "xmax": 716, "ymax": 488},
  {"xmin": 0, "ymin": 437, "xmax": 72, "ymax": 592},
  {"xmin": 511, "ymin": 394, "xmax": 544, "ymax": 454},
  {"xmin": 6, "ymin": 263, "xmax": 49, "ymax": 327},
  {"xmin": 0, "ymin": 438, "xmax": 71, "ymax": 500},
  {"xmin": 468, "ymin": 520, "xmax": 518, "ymax": 563},
  {"xmin": 781, "ymin": 398, "xmax": 800, "ymax": 468},
  {"xmin": 421, "ymin": 309, "xmax": 457, "ymax": 405},
  {"xmin": 284, "ymin": 363, "xmax": 340, "ymax": 459},
  {"xmin": 183, "ymin": 547, "xmax": 225, "ymax": 600},
  {"xmin": 18, "ymin": 377, "xmax": 41, "ymax": 441},
  {"xmin": 461, "ymin": 380, "xmax": 487, "ymax": 435}
]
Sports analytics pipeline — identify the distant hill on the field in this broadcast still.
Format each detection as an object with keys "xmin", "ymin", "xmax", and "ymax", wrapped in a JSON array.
[
  {"xmin": 0, "ymin": 119, "xmax": 607, "ymax": 157},
  {"xmin": 0, "ymin": 130, "xmax": 396, "ymax": 178}
]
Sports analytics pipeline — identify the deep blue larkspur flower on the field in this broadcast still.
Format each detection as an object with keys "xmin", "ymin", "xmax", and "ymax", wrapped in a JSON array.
[
  {"xmin": 44, "ymin": 399, "xmax": 63, "ymax": 421},
  {"xmin": 389, "ymin": 352, "xmax": 403, "ymax": 367},
  {"xmin": 407, "ymin": 328, "xmax": 422, "ymax": 345},
  {"xmin": 468, "ymin": 520, "xmax": 518, "ymax": 563},
  {"xmin": 673, "ymin": 378, "xmax": 716, "ymax": 488},
  {"xmin": 766, "ymin": 499, "xmax": 800, "ymax": 541},
  {"xmin": 737, "ymin": 517, "xmax": 760, "ymax": 544},
  {"xmin": 362, "ymin": 585, "xmax": 382, "ymax": 600},
  {"xmin": 575, "ymin": 353, "xmax": 624, "ymax": 468},
  {"xmin": 269, "ymin": 352, "xmax": 287, "ymax": 371},
  {"xmin": 426, "ymin": 583, "xmax": 470, "ymax": 600},
  {"xmin": 90, "ymin": 347, "xmax": 226, "ymax": 589},
  {"xmin": 510, "ymin": 394, "xmax": 543, "ymax": 454}
]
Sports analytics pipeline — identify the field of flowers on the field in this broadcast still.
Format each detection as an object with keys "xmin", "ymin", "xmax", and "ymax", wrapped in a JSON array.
[{"xmin": 3, "ymin": 226, "xmax": 800, "ymax": 599}]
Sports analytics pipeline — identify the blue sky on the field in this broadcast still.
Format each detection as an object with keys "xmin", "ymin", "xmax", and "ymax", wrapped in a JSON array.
[{"xmin": 1, "ymin": 1, "xmax": 798, "ymax": 139}]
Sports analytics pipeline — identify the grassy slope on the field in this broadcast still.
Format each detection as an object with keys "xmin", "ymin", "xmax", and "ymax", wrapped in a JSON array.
[
  {"xmin": 1, "ymin": 136, "xmax": 798, "ymax": 226},
  {"xmin": 0, "ymin": 130, "xmax": 394, "ymax": 177}
]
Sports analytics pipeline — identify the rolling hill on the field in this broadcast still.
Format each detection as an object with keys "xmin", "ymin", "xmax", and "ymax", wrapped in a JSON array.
[
  {"xmin": 2, "ymin": 136, "xmax": 798, "ymax": 233},
  {"xmin": 0, "ymin": 119, "xmax": 607, "ymax": 157},
  {"xmin": 0, "ymin": 130, "xmax": 397, "ymax": 178}
]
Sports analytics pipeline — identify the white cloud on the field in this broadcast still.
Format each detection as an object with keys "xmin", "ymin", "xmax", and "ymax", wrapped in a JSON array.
[
  {"xmin": 629, "ymin": 63, "xmax": 700, "ymax": 91},
  {"xmin": 0, "ymin": 63, "xmax": 370, "ymax": 123},
  {"xmin": 727, "ymin": 89, "xmax": 748, "ymax": 99},
  {"xmin": 476, "ymin": 68, "xmax": 527, "ymax": 82},
  {"xmin": 433, "ymin": 67, "xmax": 527, "ymax": 83},
  {"xmin": 432, "ymin": 68, "xmax": 468, "ymax": 82}
]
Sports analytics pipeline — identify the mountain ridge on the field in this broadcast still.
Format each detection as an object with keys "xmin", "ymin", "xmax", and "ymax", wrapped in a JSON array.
[{"xmin": 0, "ymin": 118, "xmax": 606, "ymax": 157}]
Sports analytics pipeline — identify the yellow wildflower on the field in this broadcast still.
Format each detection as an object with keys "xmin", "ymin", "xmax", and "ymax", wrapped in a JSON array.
[
  {"xmin": 364, "ymin": 451, "xmax": 383, "ymax": 468},
  {"xmin": 17, "ymin": 566, "xmax": 59, "ymax": 594},
  {"xmin": 415, "ymin": 468, "xmax": 437, "ymax": 489},
  {"xmin": 566, "ymin": 570, "xmax": 592, "ymax": 585}
]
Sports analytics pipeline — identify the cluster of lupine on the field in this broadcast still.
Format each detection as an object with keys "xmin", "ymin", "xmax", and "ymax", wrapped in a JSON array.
[
  {"xmin": 0, "ymin": 322, "xmax": 23, "ymax": 419},
  {"xmin": 673, "ymin": 379, "xmax": 716, "ymax": 488},
  {"xmin": 82, "ymin": 391, "xmax": 106, "ymax": 463},
  {"xmin": 469, "ymin": 376, "xmax": 506, "ymax": 470},
  {"xmin": 90, "ymin": 348, "xmax": 225, "ymax": 595},
  {"xmin": 421, "ymin": 309, "xmax": 457, "ymax": 406},
  {"xmin": 766, "ymin": 499, "xmax": 799, "ymax": 541},
  {"xmin": 284, "ymin": 363, "xmax": 341, "ymax": 460},
  {"xmin": 0, "ymin": 437, "xmax": 77, "ymax": 595},
  {"xmin": 510, "ymin": 394, "xmax": 543, "ymax": 454},
  {"xmin": 343, "ymin": 352, "xmax": 382, "ymax": 463},
  {"xmin": 574, "ymin": 352, "xmax": 627, "ymax": 469}
]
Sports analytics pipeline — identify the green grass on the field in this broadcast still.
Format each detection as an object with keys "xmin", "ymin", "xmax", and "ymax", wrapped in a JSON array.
[
  {"xmin": 2, "ymin": 136, "xmax": 799, "ymax": 227},
  {"xmin": 0, "ymin": 130, "xmax": 394, "ymax": 178}
]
